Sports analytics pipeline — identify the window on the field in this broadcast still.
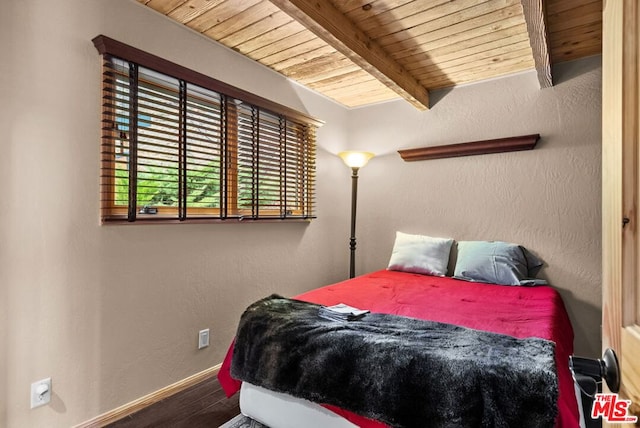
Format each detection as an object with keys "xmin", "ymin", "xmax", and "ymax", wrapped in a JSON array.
[{"xmin": 94, "ymin": 35, "xmax": 320, "ymax": 223}]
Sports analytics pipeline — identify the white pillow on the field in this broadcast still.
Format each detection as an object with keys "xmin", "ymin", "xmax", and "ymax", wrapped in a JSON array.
[{"xmin": 387, "ymin": 232, "xmax": 454, "ymax": 276}]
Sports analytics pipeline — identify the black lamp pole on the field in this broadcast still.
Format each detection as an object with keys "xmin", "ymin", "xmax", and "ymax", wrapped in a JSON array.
[
  {"xmin": 349, "ymin": 167, "xmax": 359, "ymax": 278},
  {"xmin": 338, "ymin": 150, "xmax": 373, "ymax": 279}
]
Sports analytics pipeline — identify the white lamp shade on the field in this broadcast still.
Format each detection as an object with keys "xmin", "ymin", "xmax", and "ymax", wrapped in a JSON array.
[{"xmin": 338, "ymin": 151, "xmax": 375, "ymax": 168}]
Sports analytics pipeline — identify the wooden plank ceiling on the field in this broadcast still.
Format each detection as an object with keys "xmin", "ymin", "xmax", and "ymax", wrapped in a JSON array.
[{"xmin": 138, "ymin": 0, "xmax": 602, "ymax": 110}]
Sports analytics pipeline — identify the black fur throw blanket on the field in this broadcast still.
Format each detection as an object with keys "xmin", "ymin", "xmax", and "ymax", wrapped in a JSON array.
[{"xmin": 231, "ymin": 295, "xmax": 558, "ymax": 428}]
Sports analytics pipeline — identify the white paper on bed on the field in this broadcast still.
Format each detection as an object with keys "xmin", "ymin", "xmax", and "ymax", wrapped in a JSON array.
[{"xmin": 239, "ymin": 382, "xmax": 357, "ymax": 428}]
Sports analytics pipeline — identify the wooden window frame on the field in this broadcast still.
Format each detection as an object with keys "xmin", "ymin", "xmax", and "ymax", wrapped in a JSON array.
[{"xmin": 93, "ymin": 35, "xmax": 322, "ymax": 224}]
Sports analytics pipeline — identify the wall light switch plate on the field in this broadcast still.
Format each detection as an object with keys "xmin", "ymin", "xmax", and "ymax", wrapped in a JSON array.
[
  {"xmin": 30, "ymin": 377, "xmax": 51, "ymax": 409},
  {"xmin": 198, "ymin": 329, "xmax": 210, "ymax": 349}
]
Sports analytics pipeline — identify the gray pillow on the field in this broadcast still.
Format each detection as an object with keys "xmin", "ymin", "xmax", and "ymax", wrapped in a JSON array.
[
  {"xmin": 387, "ymin": 231, "xmax": 454, "ymax": 277},
  {"xmin": 453, "ymin": 241, "xmax": 547, "ymax": 286}
]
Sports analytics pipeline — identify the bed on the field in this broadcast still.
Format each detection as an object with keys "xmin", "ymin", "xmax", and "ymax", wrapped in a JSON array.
[{"xmin": 218, "ymin": 237, "xmax": 581, "ymax": 428}]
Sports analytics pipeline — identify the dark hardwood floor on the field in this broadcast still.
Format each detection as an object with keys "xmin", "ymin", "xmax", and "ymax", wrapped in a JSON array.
[{"xmin": 105, "ymin": 375, "xmax": 240, "ymax": 428}]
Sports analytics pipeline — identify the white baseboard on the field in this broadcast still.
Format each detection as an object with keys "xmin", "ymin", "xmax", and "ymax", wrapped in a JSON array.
[{"xmin": 74, "ymin": 364, "xmax": 222, "ymax": 428}]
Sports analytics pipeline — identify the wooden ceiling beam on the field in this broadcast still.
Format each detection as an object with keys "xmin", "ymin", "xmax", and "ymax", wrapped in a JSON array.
[
  {"xmin": 521, "ymin": 0, "xmax": 553, "ymax": 88},
  {"xmin": 268, "ymin": 0, "xmax": 430, "ymax": 110}
]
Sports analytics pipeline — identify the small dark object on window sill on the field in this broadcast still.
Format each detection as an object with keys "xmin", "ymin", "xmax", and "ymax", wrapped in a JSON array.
[{"xmin": 139, "ymin": 206, "xmax": 157, "ymax": 214}]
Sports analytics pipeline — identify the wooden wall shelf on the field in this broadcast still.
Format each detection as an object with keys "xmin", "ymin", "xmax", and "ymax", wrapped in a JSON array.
[{"xmin": 397, "ymin": 134, "xmax": 540, "ymax": 162}]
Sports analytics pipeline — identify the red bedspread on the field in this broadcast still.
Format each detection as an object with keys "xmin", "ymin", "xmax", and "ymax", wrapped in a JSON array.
[{"xmin": 219, "ymin": 270, "xmax": 580, "ymax": 428}]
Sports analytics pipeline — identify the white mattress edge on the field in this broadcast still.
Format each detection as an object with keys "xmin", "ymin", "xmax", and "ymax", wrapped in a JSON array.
[{"xmin": 239, "ymin": 382, "xmax": 358, "ymax": 428}]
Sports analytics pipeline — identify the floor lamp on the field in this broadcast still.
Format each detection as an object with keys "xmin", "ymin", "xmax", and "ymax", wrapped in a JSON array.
[{"xmin": 338, "ymin": 151, "xmax": 375, "ymax": 278}]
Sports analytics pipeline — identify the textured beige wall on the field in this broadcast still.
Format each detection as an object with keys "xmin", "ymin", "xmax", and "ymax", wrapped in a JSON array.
[
  {"xmin": 347, "ymin": 57, "xmax": 602, "ymax": 358},
  {"xmin": 1, "ymin": 0, "xmax": 602, "ymax": 426},
  {"xmin": 0, "ymin": 1, "xmax": 350, "ymax": 427}
]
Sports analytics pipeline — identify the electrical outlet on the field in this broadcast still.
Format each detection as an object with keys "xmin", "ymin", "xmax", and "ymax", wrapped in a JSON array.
[
  {"xmin": 30, "ymin": 378, "xmax": 51, "ymax": 409},
  {"xmin": 198, "ymin": 329, "xmax": 210, "ymax": 349}
]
